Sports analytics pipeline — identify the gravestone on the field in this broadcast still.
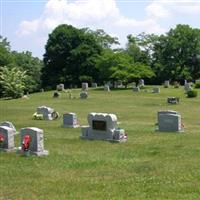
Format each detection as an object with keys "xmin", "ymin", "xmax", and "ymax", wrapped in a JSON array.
[
  {"xmin": 40, "ymin": 88, "xmax": 44, "ymax": 92},
  {"xmin": 104, "ymin": 85, "xmax": 110, "ymax": 92},
  {"xmin": 82, "ymin": 83, "xmax": 88, "ymax": 91},
  {"xmin": 34, "ymin": 106, "xmax": 59, "ymax": 120},
  {"xmin": 133, "ymin": 86, "xmax": 140, "ymax": 92},
  {"xmin": 164, "ymin": 80, "xmax": 170, "ymax": 88},
  {"xmin": 0, "ymin": 126, "xmax": 15, "ymax": 152},
  {"xmin": 81, "ymin": 113, "xmax": 127, "ymax": 142},
  {"xmin": 152, "ymin": 87, "xmax": 160, "ymax": 93},
  {"xmin": 114, "ymin": 81, "xmax": 123, "ymax": 88},
  {"xmin": 157, "ymin": 110, "xmax": 183, "ymax": 132},
  {"xmin": 184, "ymin": 83, "xmax": 192, "ymax": 92},
  {"xmin": 92, "ymin": 83, "xmax": 97, "ymax": 88},
  {"xmin": 139, "ymin": 79, "xmax": 145, "ymax": 87},
  {"xmin": 56, "ymin": 84, "xmax": 64, "ymax": 91},
  {"xmin": 80, "ymin": 91, "xmax": 88, "ymax": 99},
  {"xmin": 167, "ymin": 97, "xmax": 179, "ymax": 104},
  {"xmin": 20, "ymin": 127, "xmax": 49, "ymax": 156},
  {"xmin": 53, "ymin": 91, "xmax": 60, "ymax": 98},
  {"xmin": 63, "ymin": 113, "xmax": 79, "ymax": 128},
  {"xmin": 0, "ymin": 121, "xmax": 16, "ymax": 134}
]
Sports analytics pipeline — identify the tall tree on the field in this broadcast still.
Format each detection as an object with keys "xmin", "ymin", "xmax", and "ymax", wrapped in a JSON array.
[
  {"xmin": 152, "ymin": 24, "xmax": 200, "ymax": 82},
  {"xmin": 42, "ymin": 24, "xmax": 102, "ymax": 88}
]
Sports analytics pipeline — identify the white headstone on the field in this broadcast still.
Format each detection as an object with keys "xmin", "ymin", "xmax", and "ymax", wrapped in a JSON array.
[
  {"xmin": 82, "ymin": 83, "xmax": 88, "ymax": 90},
  {"xmin": 164, "ymin": 80, "xmax": 170, "ymax": 88},
  {"xmin": 35, "ymin": 106, "xmax": 58, "ymax": 120},
  {"xmin": 104, "ymin": 85, "xmax": 110, "ymax": 92},
  {"xmin": 56, "ymin": 84, "xmax": 64, "ymax": 91},
  {"xmin": 81, "ymin": 113, "xmax": 127, "ymax": 142},
  {"xmin": 0, "ymin": 126, "xmax": 15, "ymax": 152},
  {"xmin": 20, "ymin": 127, "xmax": 49, "ymax": 156},
  {"xmin": 63, "ymin": 113, "xmax": 79, "ymax": 128},
  {"xmin": 157, "ymin": 110, "xmax": 183, "ymax": 132}
]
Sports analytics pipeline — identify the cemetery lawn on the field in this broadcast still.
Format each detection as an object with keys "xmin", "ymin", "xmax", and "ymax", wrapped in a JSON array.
[{"xmin": 1, "ymin": 86, "xmax": 200, "ymax": 200}]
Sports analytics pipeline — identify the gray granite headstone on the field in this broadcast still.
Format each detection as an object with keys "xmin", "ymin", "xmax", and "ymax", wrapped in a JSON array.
[
  {"xmin": 20, "ymin": 127, "xmax": 49, "ymax": 156},
  {"xmin": 139, "ymin": 79, "xmax": 145, "ymax": 87},
  {"xmin": 0, "ymin": 126, "xmax": 15, "ymax": 151},
  {"xmin": 63, "ymin": 113, "xmax": 79, "ymax": 128},
  {"xmin": 164, "ymin": 80, "xmax": 170, "ymax": 88},
  {"xmin": 92, "ymin": 83, "xmax": 97, "ymax": 88},
  {"xmin": 157, "ymin": 110, "xmax": 183, "ymax": 132},
  {"xmin": 81, "ymin": 113, "xmax": 127, "ymax": 142},
  {"xmin": 167, "ymin": 97, "xmax": 179, "ymax": 104},
  {"xmin": 184, "ymin": 83, "xmax": 192, "ymax": 92},
  {"xmin": 80, "ymin": 91, "xmax": 88, "ymax": 99},
  {"xmin": 0, "ymin": 121, "xmax": 16, "ymax": 134}
]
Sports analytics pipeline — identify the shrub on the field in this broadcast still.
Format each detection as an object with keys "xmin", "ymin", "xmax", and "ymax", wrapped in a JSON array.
[
  {"xmin": 187, "ymin": 90, "xmax": 198, "ymax": 98},
  {"xmin": 195, "ymin": 82, "xmax": 200, "ymax": 88}
]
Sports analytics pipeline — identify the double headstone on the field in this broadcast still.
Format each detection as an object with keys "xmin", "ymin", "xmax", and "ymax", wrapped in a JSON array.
[{"xmin": 81, "ymin": 113, "xmax": 127, "ymax": 142}]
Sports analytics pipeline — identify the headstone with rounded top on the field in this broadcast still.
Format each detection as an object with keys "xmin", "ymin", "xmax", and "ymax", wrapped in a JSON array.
[
  {"xmin": 0, "ymin": 126, "xmax": 15, "ymax": 152},
  {"xmin": 0, "ymin": 121, "xmax": 16, "ymax": 134},
  {"xmin": 92, "ymin": 83, "xmax": 97, "ymax": 88},
  {"xmin": 56, "ymin": 84, "xmax": 64, "ymax": 91},
  {"xmin": 81, "ymin": 112, "xmax": 127, "ymax": 142}
]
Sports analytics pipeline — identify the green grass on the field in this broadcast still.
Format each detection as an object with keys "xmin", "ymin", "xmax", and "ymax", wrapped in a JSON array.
[{"xmin": 1, "ymin": 86, "xmax": 200, "ymax": 200}]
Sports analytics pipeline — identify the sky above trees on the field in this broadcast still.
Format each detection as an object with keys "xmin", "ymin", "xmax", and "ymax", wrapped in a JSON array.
[{"xmin": 1, "ymin": 0, "xmax": 200, "ymax": 58}]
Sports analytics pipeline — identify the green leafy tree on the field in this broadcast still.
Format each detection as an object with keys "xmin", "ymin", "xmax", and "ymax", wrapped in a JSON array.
[
  {"xmin": 86, "ymin": 29, "xmax": 120, "ymax": 49},
  {"xmin": 0, "ymin": 66, "xmax": 27, "ymax": 99},
  {"xmin": 11, "ymin": 51, "xmax": 43, "ymax": 93},
  {"xmin": 152, "ymin": 24, "xmax": 200, "ymax": 83},
  {"xmin": 96, "ymin": 49, "xmax": 154, "ymax": 87},
  {"xmin": 42, "ymin": 24, "xmax": 102, "ymax": 88}
]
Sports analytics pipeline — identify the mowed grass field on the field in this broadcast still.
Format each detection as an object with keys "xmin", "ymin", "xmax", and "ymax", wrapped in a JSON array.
[{"xmin": 1, "ymin": 86, "xmax": 200, "ymax": 200}]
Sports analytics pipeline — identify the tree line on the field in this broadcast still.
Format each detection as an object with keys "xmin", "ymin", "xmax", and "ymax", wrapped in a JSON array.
[{"xmin": 1, "ymin": 24, "xmax": 200, "ymax": 98}]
